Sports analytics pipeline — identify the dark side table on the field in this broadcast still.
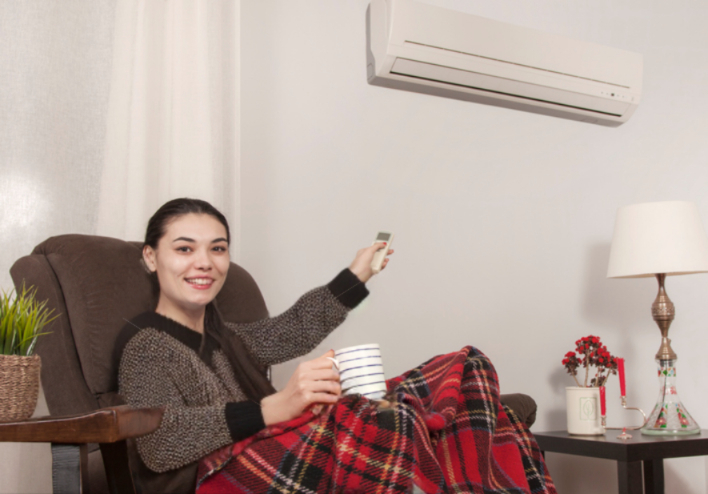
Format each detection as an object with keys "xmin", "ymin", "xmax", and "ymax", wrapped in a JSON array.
[{"xmin": 534, "ymin": 430, "xmax": 708, "ymax": 494}]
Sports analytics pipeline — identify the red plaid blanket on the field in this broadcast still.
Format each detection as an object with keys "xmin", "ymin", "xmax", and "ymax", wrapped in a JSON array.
[{"xmin": 196, "ymin": 347, "xmax": 556, "ymax": 493}]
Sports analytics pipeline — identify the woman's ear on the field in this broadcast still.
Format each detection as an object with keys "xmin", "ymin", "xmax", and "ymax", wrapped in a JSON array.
[{"xmin": 142, "ymin": 245, "xmax": 157, "ymax": 273}]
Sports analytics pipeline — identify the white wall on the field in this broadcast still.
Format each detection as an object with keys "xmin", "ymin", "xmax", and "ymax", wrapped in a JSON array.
[{"xmin": 240, "ymin": 1, "xmax": 708, "ymax": 493}]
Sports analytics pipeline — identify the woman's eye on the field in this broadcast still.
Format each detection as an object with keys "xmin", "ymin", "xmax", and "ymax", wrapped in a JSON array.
[
  {"xmin": 176, "ymin": 246, "xmax": 191, "ymax": 253},
  {"xmin": 213, "ymin": 246, "xmax": 227, "ymax": 253}
]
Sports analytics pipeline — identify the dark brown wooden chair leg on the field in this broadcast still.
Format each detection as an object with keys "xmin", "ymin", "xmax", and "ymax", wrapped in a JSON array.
[
  {"xmin": 51, "ymin": 443, "xmax": 89, "ymax": 494},
  {"xmin": 643, "ymin": 459, "xmax": 664, "ymax": 494},
  {"xmin": 100, "ymin": 441, "xmax": 137, "ymax": 494}
]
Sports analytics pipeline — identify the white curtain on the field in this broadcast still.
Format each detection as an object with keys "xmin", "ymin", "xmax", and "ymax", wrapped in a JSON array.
[{"xmin": 97, "ymin": 0, "xmax": 240, "ymax": 255}]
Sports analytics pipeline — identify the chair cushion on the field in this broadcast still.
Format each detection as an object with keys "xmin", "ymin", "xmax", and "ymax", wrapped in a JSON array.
[{"xmin": 500, "ymin": 393, "xmax": 537, "ymax": 428}]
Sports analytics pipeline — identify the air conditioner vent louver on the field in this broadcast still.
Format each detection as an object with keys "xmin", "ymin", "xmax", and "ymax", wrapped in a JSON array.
[
  {"xmin": 367, "ymin": 0, "xmax": 643, "ymax": 126},
  {"xmin": 390, "ymin": 58, "xmax": 629, "ymax": 117}
]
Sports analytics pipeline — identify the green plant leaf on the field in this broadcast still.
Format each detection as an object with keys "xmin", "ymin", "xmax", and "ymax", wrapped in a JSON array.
[{"xmin": 0, "ymin": 283, "xmax": 56, "ymax": 356}]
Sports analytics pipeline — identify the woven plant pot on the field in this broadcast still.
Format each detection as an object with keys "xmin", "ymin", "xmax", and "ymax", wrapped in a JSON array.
[{"xmin": 0, "ymin": 354, "xmax": 41, "ymax": 422}]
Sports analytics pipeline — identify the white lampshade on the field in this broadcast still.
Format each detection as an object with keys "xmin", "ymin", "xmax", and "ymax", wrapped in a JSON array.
[{"xmin": 607, "ymin": 201, "xmax": 708, "ymax": 278}]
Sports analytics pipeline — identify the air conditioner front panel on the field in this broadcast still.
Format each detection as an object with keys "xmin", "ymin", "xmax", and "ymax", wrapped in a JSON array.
[
  {"xmin": 387, "ymin": 0, "xmax": 642, "ymax": 91},
  {"xmin": 390, "ymin": 58, "xmax": 632, "ymax": 117},
  {"xmin": 392, "ymin": 43, "xmax": 639, "ymax": 105}
]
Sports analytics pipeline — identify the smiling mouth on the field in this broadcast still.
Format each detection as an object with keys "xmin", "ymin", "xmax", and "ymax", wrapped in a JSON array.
[{"xmin": 185, "ymin": 278, "xmax": 213, "ymax": 287}]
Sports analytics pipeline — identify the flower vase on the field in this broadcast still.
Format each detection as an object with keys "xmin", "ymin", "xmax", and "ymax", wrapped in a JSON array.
[{"xmin": 566, "ymin": 386, "xmax": 604, "ymax": 435}]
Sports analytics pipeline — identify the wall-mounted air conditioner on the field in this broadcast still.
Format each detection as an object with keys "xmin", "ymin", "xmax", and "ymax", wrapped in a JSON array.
[{"xmin": 366, "ymin": 0, "xmax": 643, "ymax": 126}]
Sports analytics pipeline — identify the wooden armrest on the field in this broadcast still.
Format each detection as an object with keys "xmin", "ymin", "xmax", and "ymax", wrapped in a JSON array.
[{"xmin": 0, "ymin": 405, "xmax": 163, "ymax": 444}]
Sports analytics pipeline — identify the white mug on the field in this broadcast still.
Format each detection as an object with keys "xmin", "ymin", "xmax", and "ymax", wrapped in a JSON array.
[
  {"xmin": 328, "ymin": 343, "xmax": 387, "ymax": 400},
  {"xmin": 566, "ymin": 386, "xmax": 604, "ymax": 435}
]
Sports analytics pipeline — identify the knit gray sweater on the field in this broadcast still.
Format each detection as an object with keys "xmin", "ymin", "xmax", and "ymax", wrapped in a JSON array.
[{"xmin": 117, "ymin": 269, "xmax": 368, "ymax": 473}]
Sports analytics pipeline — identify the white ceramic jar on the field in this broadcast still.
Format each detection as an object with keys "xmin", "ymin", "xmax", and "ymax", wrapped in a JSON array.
[{"xmin": 566, "ymin": 386, "xmax": 604, "ymax": 435}]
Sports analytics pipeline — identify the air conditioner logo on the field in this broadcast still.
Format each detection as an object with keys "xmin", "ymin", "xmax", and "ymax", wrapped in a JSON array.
[{"xmin": 579, "ymin": 397, "xmax": 598, "ymax": 421}]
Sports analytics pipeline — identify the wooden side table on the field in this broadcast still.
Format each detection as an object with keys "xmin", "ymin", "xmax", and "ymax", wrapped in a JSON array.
[
  {"xmin": 534, "ymin": 430, "xmax": 708, "ymax": 494},
  {"xmin": 0, "ymin": 406, "xmax": 162, "ymax": 494}
]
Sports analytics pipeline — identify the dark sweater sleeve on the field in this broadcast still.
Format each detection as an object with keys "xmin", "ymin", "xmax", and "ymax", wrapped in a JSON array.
[
  {"xmin": 326, "ymin": 269, "xmax": 369, "ymax": 308},
  {"xmin": 225, "ymin": 269, "xmax": 368, "ymax": 367},
  {"xmin": 225, "ymin": 402, "xmax": 266, "ymax": 442}
]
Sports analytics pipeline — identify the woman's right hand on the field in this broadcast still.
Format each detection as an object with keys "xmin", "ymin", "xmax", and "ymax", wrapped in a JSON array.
[
  {"xmin": 260, "ymin": 350, "xmax": 341, "ymax": 426},
  {"xmin": 349, "ymin": 242, "xmax": 394, "ymax": 283}
]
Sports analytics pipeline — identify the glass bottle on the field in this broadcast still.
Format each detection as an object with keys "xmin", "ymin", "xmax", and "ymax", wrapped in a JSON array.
[{"xmin": 642, "ymin": 357, "xmax": 699, "ymax": 435}]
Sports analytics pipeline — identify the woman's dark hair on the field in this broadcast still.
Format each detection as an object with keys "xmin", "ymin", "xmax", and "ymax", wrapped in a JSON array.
[
  {"xmin": 145, "ymin": 198, "xmax": 276, "ymax": 403},
  {"xmin": 145, "ymin": 198, "xmax": 230, "ymax": 249}
]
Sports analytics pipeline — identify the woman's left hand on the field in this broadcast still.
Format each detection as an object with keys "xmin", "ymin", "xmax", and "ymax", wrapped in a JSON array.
[{"xmin": 349, "ymin": 242, "xmax": 394, "ymax": 283}]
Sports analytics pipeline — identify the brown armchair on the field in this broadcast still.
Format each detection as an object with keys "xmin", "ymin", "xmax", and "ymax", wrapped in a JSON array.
[{"xmin": 2, "ymin": 234, "xmax": 537, "ymax": 494}]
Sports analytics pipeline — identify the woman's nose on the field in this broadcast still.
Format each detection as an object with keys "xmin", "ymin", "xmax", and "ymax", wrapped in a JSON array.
[{"xmin": 193, "ymin": 249, "xmax": 213, "ymax": 269}]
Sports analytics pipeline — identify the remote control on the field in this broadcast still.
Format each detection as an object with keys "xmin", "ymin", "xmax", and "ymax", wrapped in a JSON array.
[{"xmin": 371, "ymin": 232, "xmax": 394, "ymax": 273}]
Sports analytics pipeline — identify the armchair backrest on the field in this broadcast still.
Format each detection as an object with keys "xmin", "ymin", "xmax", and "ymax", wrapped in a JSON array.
[{"xmin": 10, "ymin": 234, "xmax": 269, "ymax": 417}]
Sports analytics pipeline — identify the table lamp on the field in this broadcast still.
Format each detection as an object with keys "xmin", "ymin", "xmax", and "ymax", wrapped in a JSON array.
[{"xmin": 607, "ymin": 201, "xmax": 708, "ymax": 435}]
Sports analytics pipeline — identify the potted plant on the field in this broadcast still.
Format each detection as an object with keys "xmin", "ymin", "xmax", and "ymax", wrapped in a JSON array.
[
  {"xmin": 561, "ymin": 335, "xmax": 618, "ymax": 435},
  {"xmin": 0, "ymin": 285, "xmax": 56, "ymax": 422}
]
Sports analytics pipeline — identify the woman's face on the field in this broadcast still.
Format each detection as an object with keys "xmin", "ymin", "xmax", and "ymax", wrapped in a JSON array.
[{"xmin": 143, "ymin": 213, "xmax": 230, "ymax": 318}]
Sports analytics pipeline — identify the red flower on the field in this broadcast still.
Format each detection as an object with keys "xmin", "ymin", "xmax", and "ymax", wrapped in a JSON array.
[{"xmin": 562, "ymin": 334, "xmax": 621, "ymax": 387}]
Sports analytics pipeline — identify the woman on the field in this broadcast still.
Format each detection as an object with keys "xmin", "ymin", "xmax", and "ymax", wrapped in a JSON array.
[
  {"xmin": 117, "ymin": 199, "xmax": 389, "ymax": 481},
  {"xmin": 119, "ymin": 198, "xmax": 556, "ymax": 494}
]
